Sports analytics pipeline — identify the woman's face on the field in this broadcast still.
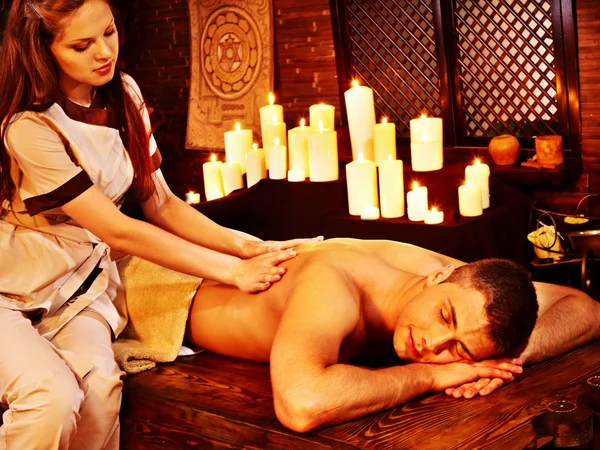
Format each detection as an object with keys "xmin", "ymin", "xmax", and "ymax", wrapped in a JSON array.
[{"xmin": 49, "ymin": 0, "xmax": 119, "ymax": 93}]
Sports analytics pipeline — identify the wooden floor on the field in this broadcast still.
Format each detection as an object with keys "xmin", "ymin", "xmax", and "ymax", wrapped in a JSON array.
[{"xmin": 120, "ymin": 340, "xmax": 600, "ymax": 449}]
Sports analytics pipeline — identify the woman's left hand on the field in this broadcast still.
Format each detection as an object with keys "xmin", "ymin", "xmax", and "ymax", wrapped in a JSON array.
[{"xmin": 238, "ymin": 236, "xmax": 324, "ymax": 259}]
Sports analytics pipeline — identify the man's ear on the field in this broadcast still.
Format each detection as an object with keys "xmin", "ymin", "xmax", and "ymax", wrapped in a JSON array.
[{"xmin": 424, "ymin": 264, "xmax": 456, "ymax": 287}]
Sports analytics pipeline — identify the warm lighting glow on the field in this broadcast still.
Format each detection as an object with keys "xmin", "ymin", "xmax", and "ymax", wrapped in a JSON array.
[
  {"xmin": 388, "ymin": 155, "xmax": 393, "ymax": 162},
  {"xmin": 253, "ymin": 143, "xmax": 258, "ymax": 151},
  {"xmin": 413, "ymin": 182, "xmax": 419, "ymax": 190},
  {"xmin": 382, "ymin": 117, "xmax": 388, "ymax": 125},
  {"xmin": 421, "ymin": 114, "xmax": 427, "ymax": 120},
  {"xmin": 188, "ymin": 190, "xmax": 195, "ymax": 195},
  {"xmin": 300, "ymin": 118, "xmax": 306, "ymax": 128},
  {"xmin": 269, "ymin": 92, "xmax": 274, "ymax": 105},
  {"xmin": 320, "ymin": 103, "xmax": 325, "ymax": 109},
  {"xmin": 235, "ymin": 122, "xmax": 240, "ymax": 132},
  {"xmin": 475, "ymin": 158, "xmax": 480, "ymax": 165},
  {"xmin": 432, "ymin": 207, "xmax": 438, "ymax": 213},
  {"xmin": 352, "ymin": 80, "xmax": 359, "ymax": 88},
  {"xmin": 295, "ymin": 165, "xmax": 300, "ymax": 171},
  {"xmin": 210, "ymin": 154, "xmax": 216, "ymax": 162},
  {"xmin": 358, "ymin": 152, "xmax": 364, "ymax": 162},
  {"xmin": 272, "ymin": 114, "xmax": 277, "ymax": 125},
  {"xmin": 275, "ymin": 137, "xmax": 280, "ymax": 146},
  {"xmin": 465, "ymin": 180, "xmax": 471, "ymax": 188},
  {"xmin": 318, "ymin": 120, "xmax": 324, "ymax": 132}
]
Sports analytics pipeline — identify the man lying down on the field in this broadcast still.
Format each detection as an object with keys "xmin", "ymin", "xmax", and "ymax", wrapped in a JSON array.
[{"xmin": 184, "ymin": 238, "xmax": 600, "ymax": 433}]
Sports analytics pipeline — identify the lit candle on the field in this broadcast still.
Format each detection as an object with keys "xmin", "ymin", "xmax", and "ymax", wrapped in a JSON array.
[
  {"xmin": 410, "ymin": 115, "xmax": 443, "ymax": 172},
  {"xmin": 346, "ymin": 152, "xmax": 378, "ymax": 216},
  {"xmin": 360, "ymin": 204, "xmax": 380, "ymax": 221},
  {"xmin": 269, "ymin": 137, "xmax": 287, "ymax": 180},
  {"xmin": 221, "ymin": 159, "xmax": 243, "ymax": 196},
  {"xmin": 287, "ymin": 165, "xmax": 306, "ymax": 182},
  {"xmin": 246, "ymin": 143, "xmax": 266, "ymax": 188},
  {"xmin": 202, "ymin": 153, "xmax": 225, "ymax": 201},
  {"xmin": 224, "ymin": 122, "xmax": 252, "ymax": 174},
  {"xmin": 185, "ymin": 191, "xmax": 200, "ymax": 205},
  {"xmin": 373, "ymin": 117, "xmax": 396, "ymax": 165},
  {"xmin": 407, "ymin": 181, "xmax": 428, "ymax": 221},
  {"xmin": 458, "ymin": 181, "xmax": 483, "ymax": 217},
  {"xmin": 259, "ymin": 92, "xmax": 283, "ymax": 158},
  {"xmin": 264, "ymin": 113, "xmax": 287, "ymax": 170},
  {"xmin": 378, "ymin": 155, "xmax": 404, "ymax": 218},
  {"xmin": 309, "ymin": 120, "xmax": 339, "ymax": 182},
  {"xmin": 465, "ymin": 158, "xmax": 490, "ymax": 209},
  {"xmin": 288, "ymin": 118, "xmax": 311, "ymax": 176},
  {"xmin": 309, "ymin": 103, "xmax": 335, "ymax": 131},
  {"xmin": 424, "ymin": 207, "xmax": 444, "ymax": 224},
  {"xmin": 344, "ymin": 80, "xmax": 376, "ymax": 161}
]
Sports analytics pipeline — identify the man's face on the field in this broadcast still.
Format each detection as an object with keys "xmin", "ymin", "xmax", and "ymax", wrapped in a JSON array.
[{"xmin": 393, "ymin": 272, "xmax": 497, "ymax": 364}]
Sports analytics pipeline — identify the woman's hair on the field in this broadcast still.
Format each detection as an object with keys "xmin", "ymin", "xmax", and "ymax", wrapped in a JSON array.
[{"xmin": 0, "ymin": 0, "xmax": 155, "ymax": 206}]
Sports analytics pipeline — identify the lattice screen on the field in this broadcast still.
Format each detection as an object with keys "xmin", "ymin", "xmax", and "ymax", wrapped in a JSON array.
[
  {"xmin": 454, "ymin": 0, "xmax": 559, "ymax": 137},
  {"xmin": 346, "ymin": 0, "xmax": 441, "ymax": 138}
]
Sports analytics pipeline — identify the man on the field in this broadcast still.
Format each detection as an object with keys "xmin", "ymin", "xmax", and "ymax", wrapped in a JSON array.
[{"xmin": 186, "ymin": 238, "xmax": 600, "ymax": 433}]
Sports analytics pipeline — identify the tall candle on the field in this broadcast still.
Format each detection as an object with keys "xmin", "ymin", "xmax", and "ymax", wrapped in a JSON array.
[
  {"xmin": 458, "ymin": 181, "xmax": 483, "ymax": 217},
  {"xmin": 288, "ymin": 118, "xmax": 311, "ymax": 176},
  {"xmin": 246, "ymin": 143, "xmax": 266, "ymax": 188},
  {"xmin": 465, "ymin": 158, "xmax": 490, "ymax": 209},
  {"xmin": 309, "ymin": 121, "xmax": 339, "ymax": 181},
  {"xmin": 259, "ymin": 92, "xmax": 283, "ymax": 151},
  {"xmin": 221, "ymin": 160, "xmax": 243, "ymax": 196},
  {"xmin": 224, "ymin": 122, "xmax": 252, "ymax": 174},
  {"xmin": 373, "ymin": 117, "xmax": 396, "ymax": 164},
  {"xmin": 410, "ymin": 115, "xmax": 443, "ymax": 172},
  {"xmin": 346, "ymin": 152, "xmax": 378, "ymax": 216},
  {"xmin": 264, "ymin": 113, "xmax": 287, "ymax": 170},
  {"xmin": 269, "ymin": 137, "xmax": 287, "ymax": 180},
  {"xmin": 407, "ymin": 182, "xmax": 428, "ymax": 221},
  {"xmin": 344, "ymin": 80, "xmax": 376, "ymax": 161},
  {"xmin": 202, "ymin": 153, "xmax": 225, "ymax": 201},
  {"xmin": 378, "ymin": 156, "xmax": 404, "ymax": 218},
  {"xmin": 309, "ymin": 103, "xmax": 335, "ymax": 131}
]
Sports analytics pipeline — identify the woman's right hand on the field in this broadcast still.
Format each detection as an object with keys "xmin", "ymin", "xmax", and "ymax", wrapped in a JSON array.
[{"xmin": 231, "ymin": 248, "xmax": 298, "ymax": 293}]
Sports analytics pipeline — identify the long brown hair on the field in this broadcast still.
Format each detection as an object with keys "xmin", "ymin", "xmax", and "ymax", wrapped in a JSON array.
[{"xmin": 0, "ymin": 0, "xmax": 155, "ymax": 207}]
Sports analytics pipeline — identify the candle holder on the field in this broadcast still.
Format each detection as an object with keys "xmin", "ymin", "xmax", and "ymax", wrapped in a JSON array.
[{"xmin": 546, "ymin": 399, "xmax": 593, "ymax": 448}]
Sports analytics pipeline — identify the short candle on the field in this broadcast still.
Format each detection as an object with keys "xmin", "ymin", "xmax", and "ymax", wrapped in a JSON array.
[
  {"xmin": 424, "ymin": 207, "xmax": 444, "ymax": 224},
  {"xmin": 360, "ymin": 204, "xmax": 380, "ymax": 221},
  {"xmin": 407, "ymin": 181, "xmax": 428, "ymax": 221}
]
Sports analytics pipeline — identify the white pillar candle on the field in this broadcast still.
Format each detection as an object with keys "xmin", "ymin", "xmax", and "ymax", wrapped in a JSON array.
[
  {"xmin": 465, "ymin": 158, "xmax": 490, "ymax": 209},
  {"xmin": 259, "ymin": 92, "xmax": 283, "ymax": 152},
  {"xmin": 458, "ymin": 181, "xmax": 483, "ymax": 217},
  {"xmin": 269, "ymin": 137, "xmax": 287, "ymax": 180},
  {"xmin": 378, "ymin": 156, "xmax": 404, "ymax": 218},
  {"xmin": 309, "ymin": 121, "xmax": 339, "ymax": 182},
  {"xmin": 246, "ymin": 143, "xmax": 266, "ymax": 188},
  {"xmin": 264, "ymin": 113, "xmax": 287, "ymax": 170},
  {"xmin": 373, "ymin": 117, "xmax": 396, "ymax": 165},
  {"xmin": 185, "ymin": 191, "xmax": 200, "ymax": 205},
  {"xmin": 410, "ymin": 115, "xmax": 443, "ymax": 172},
  {"xmin": 287, "ymin": 166, "xmax": 306, "ymax": 182},
  {"xmin": 224, "ymin": 122, "xmax": 252, "ymax": 174},
  {"xmin": 346, "ymin": 153, "xmax": 378, "ymax": 216},
  {"xmin": 424, "ymin": 207, "xmax": 444, "ymax": 224},
  {"xmin": 344, "ymin": 80, "xmax": 376, "ymax": 161},
  {"xmin": 407, "ymin": 182, "xmax": 428, "ymax": 221},
  {"xmin": 309, "ymin": 103, "xmax": 335, "ymax": 131},
  {"xmin": 202, "ymin": 154, "xmax": 225, "ymax": 201},
  {"xmin": 361, "ymin": 204, "xmax": 380, "ymax": 221},
  {"xmin": 288, "ymin": 118, "xmax": 311, "ymax": 176},
  {"xmin": 221, "ymin": 161, "xmax": 243, "ymax": 196}
]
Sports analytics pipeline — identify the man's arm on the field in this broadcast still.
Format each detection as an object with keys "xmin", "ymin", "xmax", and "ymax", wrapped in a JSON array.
[{"xmin": 270, "ymin": 262, "xmax": 516, "ymax": 432}]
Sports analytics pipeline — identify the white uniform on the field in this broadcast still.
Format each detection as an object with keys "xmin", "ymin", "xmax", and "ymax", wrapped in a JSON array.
[{"xmin": 0, "ymin": 74, "xmax": 160, "ymax": 449}]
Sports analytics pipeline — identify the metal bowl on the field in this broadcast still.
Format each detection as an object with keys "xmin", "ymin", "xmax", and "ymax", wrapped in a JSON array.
[{"xmin": 565, "ymin": 230, "xmax": 600, "ymax": 257}]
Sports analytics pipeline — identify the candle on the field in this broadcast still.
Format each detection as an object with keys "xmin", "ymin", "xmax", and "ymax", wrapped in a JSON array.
[
  {"xmin": 221, "ymin": 160, "xmax": 243, "ymax": 196},
  {"xmin": 309, "ymin": 121, "xmax": 339, "ymax": 181},
  {"xmin": 259, "ymin": 92, "xmax": 283, "ymax": 155},
  {"xmin": 344, "ymin": 80, "xmax": 376, "ymax": 161},
  {"xmin": 269, "ymin": 137, "xmax": 287, "ymax": 180},
  {"xmin": 246, "ymin": 143, "xmax": 266, "ymax": 188},
  {"xmin": 410, "ymin": 115, "xmax": 443, "ymax": 172},
  {"xmin": 202, "ymin": 153, "xmax": 225, "ymax": 201},
  {"xmin": 309, "ymin": 103, "xmax": 335, "ymax": 131},
  {"xmin": 378, "ymin": 156, "xmax": 404, "ymax": 218},
  {"xmin": 424, "ymin": 207, "xmax": 444, "ymax": 224},
  {"xmin": 287, "ymin": 166, "xmax": 306, "ymax": 182},
  {"xmin": 465, "ymin": 158, "xmax": 490, "ymax": 209},
  {"xmin": 264, "ymin": 113, "xmax": 287, "ymax": 170},
  {"xmin": 185, "ymin": 191, "xmax": 200, "ymax": 205},
  {"xmin": 224, "ymin": 122, "xmax": 252, "ymax": 174},
  {"xmin": 458, "ymin": 181, "xmax": 483, "ymax": 217},
  {"xmin": 288, "ymin": 118, "xmax": 311, "ymax": 176},
  {"xmin": 407, "ymin": 182, "xmax": 428, "ymax": 221},
  {"xmin": 373, "ymin": 117, "xmax": 396, "ymax": 164},
  {"xmin": 360, "ymin": 204, "xmax": 380, "ymax": 221},
  {"xmin": 346, "ymin": 152, "xmax": 378, "ymax": 216}
]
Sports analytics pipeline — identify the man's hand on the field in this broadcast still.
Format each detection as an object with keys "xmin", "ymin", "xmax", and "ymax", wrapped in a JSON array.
[
  {"xmin": 427, "ymin": 359, "xmax": 523, "ymax": 392},
  {"xmin": 443, "ymin": 358, "xmax": 524, "ymax": 398},
  {"xmin": 238, "ymin": 236, "xmax": 324, "ymax": 259}
]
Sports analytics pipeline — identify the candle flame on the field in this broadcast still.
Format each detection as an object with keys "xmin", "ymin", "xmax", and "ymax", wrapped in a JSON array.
[
  {"xmin": 421, "ymin": 114, "xmax": 427, "ymax": 120},
  {"xmin": 320, "ymin": 103, "xmax": 325, "ymax": 109},
  {"xmin": 475, "ymin": 158, "xmax": 480, "ymax": 165},
  {"xmin": 272, "ymin": 114, "xmax": 277, "ymax": 125},
  {"xmin": 359, "ymin": 152, "xmax": 364, "ymax": 162},
  {"xmin": 211, "ymin": 154, "xmax": 216, "ymax": 162},
  {"xmin": 275, "ymin": 137, "xmax": 280, "ymax": 146},
  {"xmin": 388, "ymin": 155, "xmax": 393, "ymax": 162},
  {"xmin": 382, "ymin": 117, "xmax": 388, "ymax": 125},
  {"xmin": 432, "ymin": 207, "xmax": 438, "ymax": 213},
  {"xmin": 235, "ymin": 122, "xmax": 240, "ymax": 132},
  {"xmin": 188, "ymin": 191, "xmax": 195, "ymax": 195},
  {"xmin": 253, "ymin": 143, "xmax": 258, "ymax": 151},
  {"xmin": 318, "ymin": 120, "xmax": 324, "ymax": 132},
  {"xmin": 300, "ymin": 118, "xmax": 306, "ymax": 128},
  {"xmin": 465, "ymin": 180, "xmax": 471, "ymax": 188},
  {"xmin": 269, "ymin": 92, "xmax": 274, "ymax": 105},
  {"xmin": 413, "ymin": 181, "xmax": 419, "ymax": 190},
  {"xmin": 352, "ymin": 80, "xmax": 359, "ymax": 88},
  {"xmin": 294, "ymin": 165, "xmax": 299, "ymax": 171}
]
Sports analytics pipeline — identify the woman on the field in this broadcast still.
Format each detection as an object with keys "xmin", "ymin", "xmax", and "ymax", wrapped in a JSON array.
[{"xmin": 0, "ymin": 1, "xmax": 317, "ymax": 448}]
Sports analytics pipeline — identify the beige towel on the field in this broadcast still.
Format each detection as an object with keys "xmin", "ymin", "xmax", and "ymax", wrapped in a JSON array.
[{"xmin": 112, "ymin": 256, "xmax": 202, "ymax": 374}]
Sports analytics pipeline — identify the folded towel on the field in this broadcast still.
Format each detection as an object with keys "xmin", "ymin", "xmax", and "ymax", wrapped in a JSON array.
[{"xmin": 112, "ymin": 256, "xmax": 202, "ymax": 374}]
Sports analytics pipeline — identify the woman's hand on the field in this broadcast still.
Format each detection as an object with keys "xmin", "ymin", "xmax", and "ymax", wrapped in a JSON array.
[
  {"xmin": 238, "ymin": 236, "xmax": 324, "ymax": 259},
  {"xmin": 231, "ymin": 249, "xmax": 299, "ymax": 293}
]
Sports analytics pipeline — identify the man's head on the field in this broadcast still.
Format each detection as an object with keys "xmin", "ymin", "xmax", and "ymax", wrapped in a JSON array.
[{"xmin": 393, "ymin": 259, "xmax": 538, "ymax": 364}]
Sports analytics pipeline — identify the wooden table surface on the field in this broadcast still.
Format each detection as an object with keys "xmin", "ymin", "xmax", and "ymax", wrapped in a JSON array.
[{"xmin": 120, "ymin": 340, "xmax": 600, "ymax": 449}]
